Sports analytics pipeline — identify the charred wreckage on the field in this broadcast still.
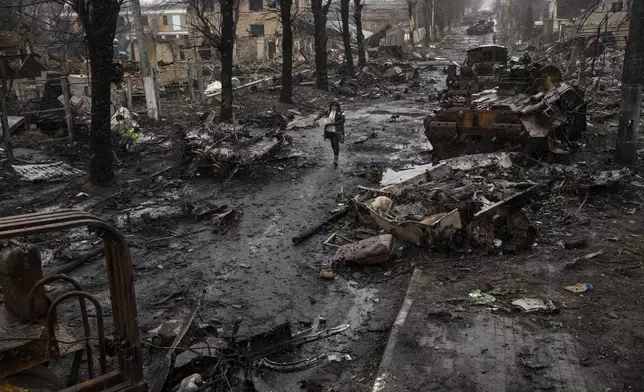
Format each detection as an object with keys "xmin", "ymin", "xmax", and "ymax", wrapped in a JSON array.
[{"xmin": 426, "ymin": 45, "xmax": 588, "ymax": 159}]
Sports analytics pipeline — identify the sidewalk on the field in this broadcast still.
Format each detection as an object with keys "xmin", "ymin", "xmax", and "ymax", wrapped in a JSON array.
[{"xmin": 371, "ymin": 267, "xmax": 588, "ymax": 392}]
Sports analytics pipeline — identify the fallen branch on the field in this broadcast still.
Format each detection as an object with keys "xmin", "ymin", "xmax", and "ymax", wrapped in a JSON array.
[
  {"xmin": 148, "ymin": 292, "xmax": 203, "ymax": 392},
  {"xmin": 144, "ymin": 228, "xmax": 211, "ymax": 244},
  {"xmin": 52, "ymin": 247, "xmax": 104, "ymax": 274},
  {"xmin": 292, "ymin": 205, "xmax": 351, "ymax": 245}
]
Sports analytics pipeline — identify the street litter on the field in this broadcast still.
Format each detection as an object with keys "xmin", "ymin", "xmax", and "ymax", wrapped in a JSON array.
[
  {"xmin": 163, "ymin": 318, "xmax": 349, "ymax": 390},
  {"xmin": 177, "ymin": 374, "xmax": 202, "ymax": 392},
  {"xmin": 319, "ymin": 268, "xmax": 337, "ymax": 279},
  {"xmin": 370, "ymin": 196, "xmax": 393, "ymax": 213},
  {"xmin": 565, "ymin": 249, "xmax": 604, "ymax": 269},
  {"xmin": 111, "ymin": 107, "xmax": 141, "ymax": 151},
  {"xmin": 512, "ymin": 298, "xmax": 558, "ymax": 313},
  {"xmin": 204, "ymin": 80, "xmax": 222, "ymax": 95},
  {"xmin": 564, "ymin": 283, "xmax": 593, "ymax": 293},
  {"xmin": 468, "ymin": 290, "xmax": 496, "ymax": 305},
  {"xmin": 148, "ymin": 320, "xmax": 183, "ymax": 346},
  {"xmin": 332, "ymin": 234, "xmax": 394, "ymax": 265}
]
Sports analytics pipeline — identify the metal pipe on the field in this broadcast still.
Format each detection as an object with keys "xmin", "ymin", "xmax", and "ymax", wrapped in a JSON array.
[
  {"xmin": 29, "ymin": 274, "xmax": 95, "ymax": 379},
  {"xmin": 46, "ymin": 291, "xmax": 107, "ymax": 375}
]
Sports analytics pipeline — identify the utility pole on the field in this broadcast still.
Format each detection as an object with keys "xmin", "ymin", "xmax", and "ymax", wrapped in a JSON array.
[
  {"xmin": 130, "ymin": 0, "xmax": 159, "ymax": 120},
  {"xmin": 616, "ymin": 0, "xmax": 644, "ymax": 164}
]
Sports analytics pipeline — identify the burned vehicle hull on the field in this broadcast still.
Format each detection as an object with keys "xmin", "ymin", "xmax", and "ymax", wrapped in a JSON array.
[
  {"xmin": 466, "ymin": 21, "xmax": 494, "ymax": 35},
  {"xmin": 425, "ymin": 83, "xmax": 587, "ymax": 159},
  {"xmin": 444, "ymin": 45, "xmax": 563, "ymax": 100}
]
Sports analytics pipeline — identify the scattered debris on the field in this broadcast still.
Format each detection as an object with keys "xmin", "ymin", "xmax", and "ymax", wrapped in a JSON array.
[
  {"xmin": 148, "ymin": 295, "xmax": 202, "ymax": 392},
  {"xmin": 468, "ymin": 290, "xmax": 496, "ymax": 305},
  {"xmin": 512, "ymin": 298, "xmax": 558, "ymax": 313},
  {"xmin": 565, "ymin": 249, "xmax": 605, "ymax": 269},
  {"xmin": 605, "ymin": 311, "xmax": 620, "ymax": 319},
  {"xmin": 148, "ymin": 320, "xmax": 183, "ymax": 346},
  {"xmin": 319, "ymin": 269, "xmax": 336, "ymax": 279},
  {"xmin": 292, "ymin": 205, "xmax": 351, "ymax": 245},
  {"xmin": 211, "ymin": 209, "xmax": 242, "ymax": 232},
  {"xmin": 370, "ymin": 196, "xmax": 393, "ymax": 213},
  {"xmin": 177, "ymin": 374, "xmax": 203, "ymax": 392},
  {"xmin": 564, "ymin": 283, "xmax": 593, "ymax": 293},
  {"xmin": 565, "ymin": 238, "xmax": 588, "ymax": 249},
  {"xmin": 183, "ymin": 119, "xmax": 289, "ymax": 178},
  {"xmin": 332, "ymin": 234, "xmax": 394, "ymax": 265}
]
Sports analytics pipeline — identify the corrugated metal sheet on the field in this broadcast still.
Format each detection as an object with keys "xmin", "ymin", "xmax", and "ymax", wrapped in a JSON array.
[{"xmin": 12, "ymin": 162, "xmax": 85, "ymax": 182}]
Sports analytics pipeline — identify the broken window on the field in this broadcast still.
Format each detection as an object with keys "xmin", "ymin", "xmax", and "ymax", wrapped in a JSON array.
[
  {"xmin": 249, "ymin": 0, "xmax": 263, "ymax": 11},
  {"xmin": 162, "ymin": 15, "xmax": 168, "ymax": 25},
  {"xmin": 250, "ymin": 24, "xmax": 264, "ymax": 37}
]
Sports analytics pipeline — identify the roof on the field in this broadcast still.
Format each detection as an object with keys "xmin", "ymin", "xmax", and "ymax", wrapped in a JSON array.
[{"xmin": 0, "ymin": 54, "xmax": 47, "ymax": 79}]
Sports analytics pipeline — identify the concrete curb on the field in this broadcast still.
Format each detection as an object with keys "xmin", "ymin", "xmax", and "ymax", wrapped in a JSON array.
[{"xmin": 371, "ymin": 267, "xmax": 422, "ymax": 392}]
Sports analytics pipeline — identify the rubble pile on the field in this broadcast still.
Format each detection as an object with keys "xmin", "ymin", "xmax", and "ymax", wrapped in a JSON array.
[
  {"xmin": 182, "ymin": 113, "xmax": 291, "ymax": 177},
  {"xmin": 316, "ymin": 152, "xmax": 635, "ymax": 269},
  {"xmin": 349, "ymin": 153, "xmax": 543, "ymax": 254}
]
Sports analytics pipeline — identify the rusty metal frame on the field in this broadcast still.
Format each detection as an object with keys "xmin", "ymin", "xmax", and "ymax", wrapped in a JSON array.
[
  {"xmin": 0, "ymin": 210, "xmax": 144, "ymax": 389},
  {"xmin": 29, "ymin": 274, "xmax": 96, "ymax": 379},
  {"xmin": 46, "ymin": 291, "xmax": 107, "ymax": 375}
]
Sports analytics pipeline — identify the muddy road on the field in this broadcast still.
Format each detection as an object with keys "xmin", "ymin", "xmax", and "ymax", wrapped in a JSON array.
[{"xmin": 0, "ymin": 27, "xmax": 496, "ymax": 391}]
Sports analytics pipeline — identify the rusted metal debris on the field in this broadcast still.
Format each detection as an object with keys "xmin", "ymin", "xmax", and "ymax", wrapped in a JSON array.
[
  {"xmin": 0, "ymin": 211, "xmax": 145, "ymax": 391},
  {"xmin": 163, "ymin": 318, "xmax": 350, "ymax": 391},
  {"xmin": 324, "ymin": 153, "xmax": 556, "ymax": 256}
]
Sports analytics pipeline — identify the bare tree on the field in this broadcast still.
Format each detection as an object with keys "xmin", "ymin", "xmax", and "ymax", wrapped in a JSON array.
[
  {"xmin": 190, "ymin": 0, "xmax": 238, "ymax": 121},
  {"xmin": 405, "ymin": 0, "xmax": 416, "ymax": 46},
  {"xmin": 260, "ymin": 0, "xmax": 307, "ymax": 102},
  {"xmin": 311, "ymin": 0, "xmax": 332, "ymax": 90},
  {"xmin": 522, "ymin": 0, "xmax": 534, "ymax": 42},
  {"xmin": 353, "ymin": 0, "xmax": 366, "ymax": 67},
  {"xmin": 616, "ymin": 0, "xmax": 644, "ymax": 164},
  {"xmin": 69, "ymin": 0, "xmax": 124, "ymax": 186},
  {"xmin": 340, "ymin": 0, "xmax": 353, "ymax": 76},
  {"xmin": 280, "ymin": 0, "xmax": 294, "ymax": 102}
]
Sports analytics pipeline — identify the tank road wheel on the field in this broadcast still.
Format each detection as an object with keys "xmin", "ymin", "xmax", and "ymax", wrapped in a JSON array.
[
  {"xmin": 506, "ymin": 211, "xmax": 536, "ymax": 249},
  {"xmin": 468, "ymin": 220, "xmax": 495, "ymax": 248}
]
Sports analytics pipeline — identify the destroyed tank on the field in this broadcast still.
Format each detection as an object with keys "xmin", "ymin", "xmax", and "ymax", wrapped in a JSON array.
[
  {"xmin": 444, "ymin": 45, "xmax": 563, "ymax": 100},
  {"xmin": 424, "ymin": 83, "xmax": 587, "ymax": 159},
  {"xmin": 466, "ymin": 20, "xmax": 494, "ymax": 35}
]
